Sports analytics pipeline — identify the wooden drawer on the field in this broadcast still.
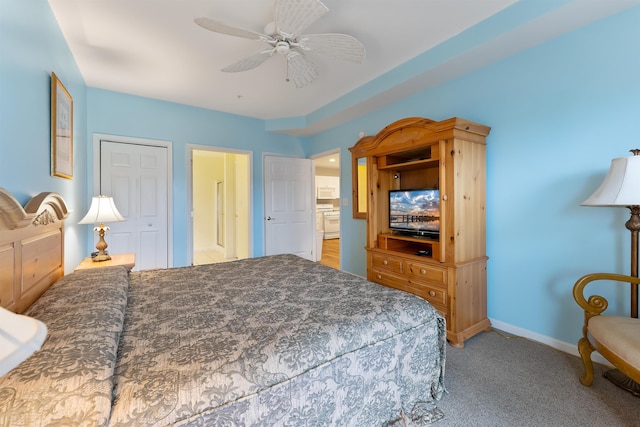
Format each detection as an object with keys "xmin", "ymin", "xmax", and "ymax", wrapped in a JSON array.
[
  {"xmin": 406, "ymin": 279, "xmax": 447, "ymax": 308},
  {"xmin": 369, "ymin": 268, "xmax": 407, "ymax": 290},
  {"xmin": 370, "ymin": 268, "xmax": 448, "ymax": 311},
  {"xmin": 405, "ymin": 261, "xmax": 446, "ymax": 285},
  {"xmin": 370, "ymin": 252, "xmax": 403, "ymax": 274}
]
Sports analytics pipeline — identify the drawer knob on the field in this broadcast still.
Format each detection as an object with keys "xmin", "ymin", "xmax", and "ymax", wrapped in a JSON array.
[
  {"xmin": 382, "ymin": 260, "xmax": 388, "ymax": 266},
  {"xmin": 420, "ymin": 269, "xmax": 426, "ymax": 275},
  {"xmin": 429, "ymin": 291, "xmax": 436, "ymax": 297},
  {"xmin": 376, "ymin": 274, "xmax": 382, "ymax": 280}
]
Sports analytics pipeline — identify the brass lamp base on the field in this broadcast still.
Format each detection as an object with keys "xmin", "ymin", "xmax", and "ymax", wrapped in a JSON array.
[
  {"xmin": 92, "ymin": 252, "xmax": 112, "ymax": 262},
  {"xmin": 604, "ymin": 369, "xmax": 640, "ymax": 397},
  {"xmin": 92, "ymin": 224, "xmax": 112, "ymax": 262}
]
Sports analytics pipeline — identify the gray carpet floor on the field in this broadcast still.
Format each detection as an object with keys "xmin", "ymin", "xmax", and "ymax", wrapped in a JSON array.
[{"xmin": 435, "ymin": 329, "xmax": 640, "ymax": 426}]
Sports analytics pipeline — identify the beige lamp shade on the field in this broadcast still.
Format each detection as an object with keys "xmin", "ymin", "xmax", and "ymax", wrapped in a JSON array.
[
  {"xmin": 78, "ymin": 195, "xmax": 125, "ymax": 262},
  {"xmin": 0, "ymin": 307, "xmax": 47, "ymax": 377},
  {"xmin": 78, "ymin": 196, "xmax": 125, "ymax": 224},
  {"xmin": 582, "ymin": 154, "xmax": 640, "ymax": 207}
]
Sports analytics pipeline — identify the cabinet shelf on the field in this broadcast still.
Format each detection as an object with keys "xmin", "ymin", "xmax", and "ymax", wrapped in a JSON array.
[
  {"xmin": 378, "ymin": 233, "xmax": 440, "ymax": 259},
  {"xmin": 377, "ymin": 147, "xmax": 440, "ymax": 170},
  {"xmin": 380, "ymin": 232, "xmax": 439, "ymax": 244},
  {"xmin": 377, "ymin": 157, "xmax": 439, "ymax": 171}
]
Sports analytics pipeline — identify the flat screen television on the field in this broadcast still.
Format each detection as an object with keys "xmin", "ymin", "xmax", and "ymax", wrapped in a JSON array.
[{"xmin": 389, "ymin": 188, "xmax": 440, "ymax": 239}]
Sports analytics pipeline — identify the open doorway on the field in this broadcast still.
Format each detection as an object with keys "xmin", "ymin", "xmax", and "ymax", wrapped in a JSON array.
[
  {"xmin": 313, "ymin": 150, "xmax": 340, "ymax": 270},
  {"xmin": 190, "ymin": 147, "xmax": 251, "ymax": 265}
]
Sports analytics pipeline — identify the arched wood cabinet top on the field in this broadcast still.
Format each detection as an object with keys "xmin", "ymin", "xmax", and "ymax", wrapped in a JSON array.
[
  {"xmin": 358, "ymin": 117, "xmax": 491, "ymax": 157},
  {"xmin": 348, "ymin": 135, "xmax": 376, "ymax": 157},
  {"xmin": 0, "ymin": 188, "xmax": 70, "ymax": 230}
]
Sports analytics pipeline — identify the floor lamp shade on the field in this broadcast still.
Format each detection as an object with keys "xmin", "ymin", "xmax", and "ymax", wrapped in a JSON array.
[
  {"xmin": 0, "ymin": 307, "xmax": 47, "ymax": 377},
  {"xmin": 582, "ymin": 154, "xmax": 640, "ymax": 207}
]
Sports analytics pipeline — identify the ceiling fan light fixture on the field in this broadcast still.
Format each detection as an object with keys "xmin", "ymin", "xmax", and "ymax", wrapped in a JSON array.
[{"xmin": 275, "ymin": 41, "xmax": 290, "ymax": 55}]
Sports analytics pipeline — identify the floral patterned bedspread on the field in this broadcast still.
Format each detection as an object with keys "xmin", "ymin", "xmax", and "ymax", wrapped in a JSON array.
[
  {"xmin": 0, "ymin": 266, "xmax": 129, "ymax": 427},
  {"xmin": 0, "ymin": 254, "xmax": 446, "ymax": 426},
  {"xmin": 110, "ymin": 254, "xmax": 446, "ymax": 426}
]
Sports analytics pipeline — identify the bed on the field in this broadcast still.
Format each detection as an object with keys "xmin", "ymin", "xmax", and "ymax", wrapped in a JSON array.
[{"xmin": 0, "ymin": 189, "xmax": 446, "ymax": 426}]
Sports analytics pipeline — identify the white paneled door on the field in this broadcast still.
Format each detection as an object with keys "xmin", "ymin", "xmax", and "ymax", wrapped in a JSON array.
[
  {"xmin": 100, "ymin": 140, "xmax": 169, "ymax": 270},
  {"xmin": 264, "ymin": 155, "xmax": 314, "ymax": 260}
]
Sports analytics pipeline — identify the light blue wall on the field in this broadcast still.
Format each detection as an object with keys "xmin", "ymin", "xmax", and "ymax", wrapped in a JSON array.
[
  {"xmin": 86, "ymin": 88, "xmax": 306, "ymax": 266},
  {"xmin": 0, "ymin": 0, "xmax": 88, "ymax": 272},
  {"xmin": 306, "ymin": 6, "xmax": 640, "ymax": 345}
]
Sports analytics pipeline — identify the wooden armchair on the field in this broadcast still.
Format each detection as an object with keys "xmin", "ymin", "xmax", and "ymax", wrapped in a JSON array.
[{"xmin": 573, "ymin": 273, "xmax": 640, "ymax": 393}]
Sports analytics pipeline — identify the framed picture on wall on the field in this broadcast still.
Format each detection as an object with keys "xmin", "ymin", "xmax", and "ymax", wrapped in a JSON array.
[{"xmin": 51, "ymin": 72, "xmax": 73, "ymax": 179}]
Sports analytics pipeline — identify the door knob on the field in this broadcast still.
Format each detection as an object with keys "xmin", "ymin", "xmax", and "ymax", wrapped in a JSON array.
[{"xmin": 266, "ymin": 216, "xmax": 276, "ymax": 220}]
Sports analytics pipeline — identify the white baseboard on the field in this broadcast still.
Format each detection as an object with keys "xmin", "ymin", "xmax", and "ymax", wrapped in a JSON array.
[{"xmin": 489, "ymin": 318, "xmax": 611, "ymax": 367}]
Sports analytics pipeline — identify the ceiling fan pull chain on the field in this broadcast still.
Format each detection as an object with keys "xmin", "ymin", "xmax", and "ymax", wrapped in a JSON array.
[{"xmin": 285, "ymin": 58, "xmax": 290, "ymax": 83}]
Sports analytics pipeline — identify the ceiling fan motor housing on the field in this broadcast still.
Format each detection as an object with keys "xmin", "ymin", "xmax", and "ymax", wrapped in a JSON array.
[{"xmin": 275, "ymin": 41, "xmax": 290, "ymax": 54}]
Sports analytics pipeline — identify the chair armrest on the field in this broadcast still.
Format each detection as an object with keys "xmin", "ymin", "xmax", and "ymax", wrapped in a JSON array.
[
  {"xmin": 573, "ymin": 272, "xmax": 640, "ymax": 317},
  {"xmin": 573, "ymin": 273, "xmax": 640, "ymax": 387}
]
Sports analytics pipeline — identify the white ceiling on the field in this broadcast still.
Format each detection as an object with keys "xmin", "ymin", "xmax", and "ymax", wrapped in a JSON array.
[{"xmin": 48, "ymin": 0, "xmax": 639, "ymax": 135}]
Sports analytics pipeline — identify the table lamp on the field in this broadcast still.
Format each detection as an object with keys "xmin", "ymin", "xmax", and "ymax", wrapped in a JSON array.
[
  {"xmin": 78, "ymin": 195, "xmax": 125, "ymax": 262},
  {"xmin": 582, "ymin": 148, "xmax": 640, "ymax": 393},
  {"xmin": 0, "ymin": 306, "xmax": 47, "ymax": 377}
]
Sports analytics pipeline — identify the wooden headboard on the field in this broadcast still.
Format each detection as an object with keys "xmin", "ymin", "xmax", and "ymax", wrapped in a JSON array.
[{"xmin": 0, "ymin": 188, "xmax": 69, "ymax": 313}]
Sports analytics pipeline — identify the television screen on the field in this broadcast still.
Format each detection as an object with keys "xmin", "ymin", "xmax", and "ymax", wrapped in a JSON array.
[{"xmin": 389, "ymin": 189, "xmax": 440, "ymax": 237}]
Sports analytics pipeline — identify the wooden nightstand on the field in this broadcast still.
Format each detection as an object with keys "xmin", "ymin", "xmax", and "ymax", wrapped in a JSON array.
[{"xmin": 75, "ymin": 253, "xmax": 136, "ymax": 271}]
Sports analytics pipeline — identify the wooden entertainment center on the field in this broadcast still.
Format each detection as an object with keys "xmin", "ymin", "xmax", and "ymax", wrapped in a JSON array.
[{"xmin": 352, "ymin": 117, "xmax": 491, "ymax": 347}]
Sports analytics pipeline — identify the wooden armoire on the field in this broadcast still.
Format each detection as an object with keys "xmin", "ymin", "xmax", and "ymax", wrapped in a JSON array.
[{"xmin": 351, "ymin": 117, "xmax": 491, "ymax": 347}]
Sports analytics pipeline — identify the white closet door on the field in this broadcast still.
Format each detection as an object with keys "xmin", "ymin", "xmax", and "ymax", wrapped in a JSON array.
[{"xmin": 100, "ymin": 140, "xmax": 169, "ymax": 270}]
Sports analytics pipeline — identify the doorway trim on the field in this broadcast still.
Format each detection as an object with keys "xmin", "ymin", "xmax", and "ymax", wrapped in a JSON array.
[
  {"xmin": 91, "ymin": 133, "xmax": 174, "ymax": 267},
  {"xmin": 187, "ymin": 144, "xmax": 253, "ymax": 266}
]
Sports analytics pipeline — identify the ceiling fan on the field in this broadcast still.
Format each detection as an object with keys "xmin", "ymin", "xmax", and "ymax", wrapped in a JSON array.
[{"xmin": 194, "ymin": 0, "xmax": 366, "ymax": 88}]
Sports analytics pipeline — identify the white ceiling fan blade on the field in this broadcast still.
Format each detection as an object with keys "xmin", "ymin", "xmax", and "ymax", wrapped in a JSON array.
[
  {"xmin": 301, "ymin": 33, "xmax": 366, "ymax": 64},
  {"xmin": 286, "ymin": 51, "xmax": 318, "ymax": 88},
  {"xmin": 194, "ymin": 17, "xmax": 269, "ymax": 41},
  {"xmin": 275, "ymin": 0, "xmax": 328, "ymax": 38},
  {"xmin": 222, "ymin": 49, "xmax": 275, "ymax": 72}
]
